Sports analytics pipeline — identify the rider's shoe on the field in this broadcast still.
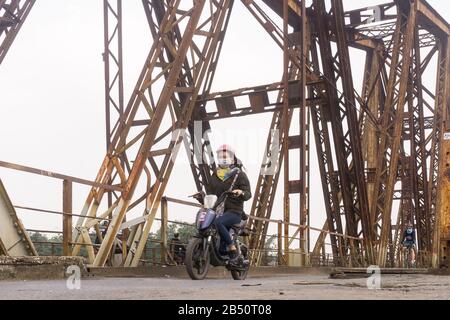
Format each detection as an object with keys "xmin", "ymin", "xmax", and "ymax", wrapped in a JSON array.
[{"xmin": 227, "ymin": 249, "xmax": 239, "ymax": 263}]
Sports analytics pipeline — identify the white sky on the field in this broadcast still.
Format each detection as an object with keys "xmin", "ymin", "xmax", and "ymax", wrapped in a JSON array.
[{"xmin": 0, "ymin": 0, "xmax": 448, "ymax": 251}]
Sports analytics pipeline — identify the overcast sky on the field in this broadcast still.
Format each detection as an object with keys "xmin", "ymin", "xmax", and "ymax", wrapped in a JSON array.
[{"xmin": 1, "ymin": 0, "xmax": 449, "ymax": 252}]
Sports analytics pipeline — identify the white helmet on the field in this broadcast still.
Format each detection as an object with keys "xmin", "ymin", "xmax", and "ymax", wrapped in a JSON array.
[
  {"xmin": 216, "ymin": 144, "xmax": 235, "ymax": 156},
  {"xmin": 216, "ymin": 144, "xmax": 235, "ymax": 168}
]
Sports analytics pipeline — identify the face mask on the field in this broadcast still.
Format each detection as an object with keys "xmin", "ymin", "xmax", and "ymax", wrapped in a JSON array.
[
  {"xmin": 218, "ymin": 156, "xmax": 233, "ymax": 168},
  {"xmin": 407, "ymin": 228, "xmax": 413, "ymax": 233}
]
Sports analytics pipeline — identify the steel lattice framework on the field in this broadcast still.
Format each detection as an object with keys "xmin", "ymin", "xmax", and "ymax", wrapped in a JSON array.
[{"xmin": 1, "ymin": 0, "xmax": 449, "ymax": 269}]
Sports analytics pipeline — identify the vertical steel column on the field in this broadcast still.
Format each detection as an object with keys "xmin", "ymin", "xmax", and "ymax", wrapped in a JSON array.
[
  {"xmin": 278, "ymin": 221, "xmax": 283, "ymax": 265},
  {"xmin": 360, "ymin": 47, "xmax": 384, "ymax": 238},
  {"xmin": 282, "ymin": 0, "xmax": 290, "ymax": 262},
  {"xmin": 103, "ymin": 0, "xmax": 125, "ymax": 210},
  {"xmin": 298, "ymin": 0, "xmax": 308, "ymax": 265},
  {"xmin": 313, "ymin": 0, "xmax": 364, "ymax": 264},
  {"xmin": 63, "ymin": 180, "xmax": 73, "ymax": 256},
  {"xmin": 431, "ymin": 36, "xmax": 450, "ymax": 267},
  {"xmin": 410, "ymin": 26, "xmax": 431, "ymax": 256},
  {"xmin": 160, "ymin": 196, "xmax": 168, "ymax": 264},
  {"xmin": 330, "ymin": 0, "xmax": 374, "ymax": 264},
  {"xmin": 308, "ymin": 38, "xmax": 346, "ymax": 265},
  {"xmin": 242, "ymin": 0, "xmax": 298, "ymax": 267},
  {"xmin": 372, "ymin": 1, "xmax": 417, "ymax": 267}
]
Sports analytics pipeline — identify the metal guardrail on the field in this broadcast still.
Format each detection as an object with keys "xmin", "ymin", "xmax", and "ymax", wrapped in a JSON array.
[{"xmin": 2, "ymin": 159, "xmax": 408, "ymax": 267}]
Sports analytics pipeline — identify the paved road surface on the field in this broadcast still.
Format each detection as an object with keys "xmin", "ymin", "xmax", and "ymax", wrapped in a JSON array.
[{"xmin": 0, "ymin": 274, "xmax": 449, "ymax": 300}]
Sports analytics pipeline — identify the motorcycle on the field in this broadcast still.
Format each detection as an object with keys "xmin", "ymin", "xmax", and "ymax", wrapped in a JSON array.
[{"xmin": 185, "ymin": 171, "xmax": 250, "ymax": 280}]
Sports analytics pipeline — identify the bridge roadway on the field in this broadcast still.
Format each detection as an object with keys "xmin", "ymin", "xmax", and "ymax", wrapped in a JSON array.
[{"xmin": 0, "ymin": 266, "xmax": 449, "ymax": 300}]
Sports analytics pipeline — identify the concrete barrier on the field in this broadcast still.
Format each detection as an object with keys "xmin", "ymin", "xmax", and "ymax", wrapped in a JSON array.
[{"xmin": 0, "ymin": 256, "xmax": 86, "ymax": 281}]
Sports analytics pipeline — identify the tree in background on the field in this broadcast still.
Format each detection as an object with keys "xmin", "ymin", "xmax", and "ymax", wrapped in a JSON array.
[
  {"xmin": 29, "ymin": 232, "xmax": 63, "ymax": 256},
  {"xmin": 120, "ymin": 222, "xmax": 197, "ymax": 264},
  {"xmin": 29, "ymin": 232, "xmax": 90, "ymax": 257}
]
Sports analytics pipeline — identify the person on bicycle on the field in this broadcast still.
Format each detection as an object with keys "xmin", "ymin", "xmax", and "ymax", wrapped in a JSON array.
[
  {"xmin": 402, "ymin": 222, "xmax": 416, "ymax": 266},
  {"xmin": 206, "ymin": 144, "xmax": 252, "ymax": 258}
]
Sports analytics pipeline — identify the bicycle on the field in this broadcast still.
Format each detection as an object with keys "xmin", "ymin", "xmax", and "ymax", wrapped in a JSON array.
[{"xmin": 401, "ymin": 243, "xmax": 416, "ymax": 268}]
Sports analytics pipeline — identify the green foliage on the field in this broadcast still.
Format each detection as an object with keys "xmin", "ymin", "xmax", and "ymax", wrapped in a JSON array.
[
  {"xmin": 143, "ymin": 222, "xmax": 196, "ymax": 262},
  {"xmin": 29, "ymin": 232, "xmax": 90, "ymax": 257},
  {"xmin": 29, "ymin": 232, "xmax": 63, "ymax": 256}
]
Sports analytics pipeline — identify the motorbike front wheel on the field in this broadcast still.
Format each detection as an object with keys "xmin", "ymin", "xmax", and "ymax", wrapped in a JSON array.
[{"xmin": 185, "ymin": 237, "xmax": 210, "ymax": 280}]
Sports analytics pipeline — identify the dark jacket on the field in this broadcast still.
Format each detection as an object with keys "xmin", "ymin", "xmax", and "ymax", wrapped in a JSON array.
[
  {"xmin": 403, "ymin": 229, "xmax": 416, "ymax": 243},
  {"xmin": 207, "ymin": 168, "xmax": 252, "ymax": 215}
]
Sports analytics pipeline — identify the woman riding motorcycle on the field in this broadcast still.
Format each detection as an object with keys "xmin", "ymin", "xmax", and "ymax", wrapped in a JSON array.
[{"xmin": 205, "ymin": 144, "xmax": 252, "ymax": 258}]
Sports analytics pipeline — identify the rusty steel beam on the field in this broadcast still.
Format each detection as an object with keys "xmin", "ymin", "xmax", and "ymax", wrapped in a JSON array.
[
  {"xmin": 71, "ymin": 0, "xmax": 234, "ymax": 267},
  {"xmin": 0, "ymin": 0, "xmax": 34, "ymax": 65},
  {"xmin": 74, "ymin": 0, "xmax": 212, "ymax": 263},
  {"xmin": 330, "ymin": 0, "xmax": 374, "ymax": 263},
  {"xmin": 196, "ymin": 79, "xmax": 322, "ymax": 110},
  {"xmin": 297, "ymin": 0, "xmax": 309, "ymax": 265},
  {"xmin": 371, "ymin": 0, "xmax": 417, "ymax": 267},
  {"xmin": 244, "ymin": 0, "xmax": 313, "ymax": 266},
  {"xmin": 0, "ymin": 160, "xmax": 123, "ymax": 192},
  {"xmin": 309, "ymin": 38, "xmax": 346, "ymax": 265},
  {"xmin": 408, "ymin": 27, "xmax": 432, "ymax": 255},
  {"xmin": 312, "ymin": 0, "xmax": 370, "ymax": 265},
  {"xmin": 104, "ymin": 0, "xmax": 124, "ymax": 153},
  {"xmin": 142, "ymin": 0, "xmax": 228, "ymax": 195},
  {"xmin": 1, "ymin": 0, "xmax": 447, "ymax": 269},
  {"xmin": 103, "ymin": 0, "xmax": 127, "ymax": 211},
  {"xmin": 0, "ymin": 178, "xmax": 37, "ymax": 256},
  {"xmin": 62, "ymin": 180, "xmax": 73, "ymax": 256},
  {"xmin": 282, "ymin": 0, "xmax": 290, "ymax": 263},
  {"xmin": 245, "ymin": 0, "xmax": 349, "ymax": 265},
  {"xmin": 246, "ymin": 79, "xmax": 293, "ymax": 266},
  {"xmin": 416, "ymin": 0, "xmax": 450, "ymax": 37},
  {"xmin": 243, "ymin": 0, "xmax": 350, "ymax": 266},
  {"xmin": 124, "ymin": 1, "xmax": 234, "ymax": 268},
  {"xmin": 94, "ymin": 0, "xmax": 449, "ymax": 268},
  {"xmin": 431, "ymin": 36, "xmax": 450, "ymax": 267},
  {"xmin": 241, "ymin": 0, "xmax": 299, "ymax": 266}
]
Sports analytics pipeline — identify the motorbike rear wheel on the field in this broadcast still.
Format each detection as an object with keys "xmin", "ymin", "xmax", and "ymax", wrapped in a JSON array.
[{"xmin": 185, "ymin": 237, "xmax": 210, "ymax": 280}]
